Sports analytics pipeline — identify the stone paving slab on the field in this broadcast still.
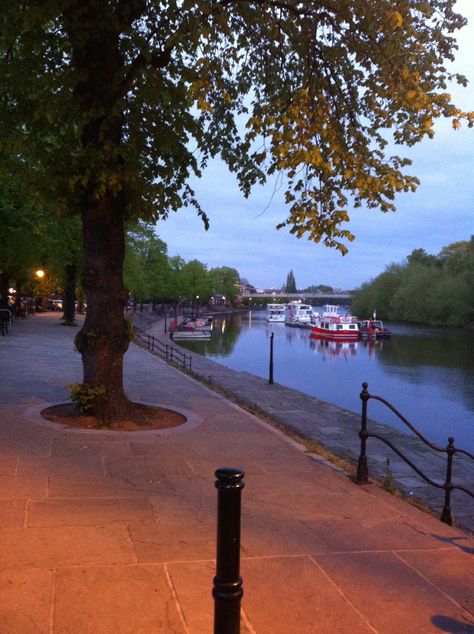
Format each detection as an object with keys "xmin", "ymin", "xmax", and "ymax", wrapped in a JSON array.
[
  {"xmin": 242, "ymin": 556, "xmax": 375, "ymax": 634},
  {"xmin": 0, "ymin": 313, "xmax": 473, "ymax": 633},
  {"xmin": 313, "ymin": 551, "xmax": 473, "ymax": 634},
  {"xmin": 0, "ymin": 568, "xmax": 53, "ymax": 634},
  {"xmin": 54, "ymin": 565, "xmax": 185, "ymax": 633},
  {"xmin": 0, "ymin": 526, "xmax": 136, "ymax": 568}
]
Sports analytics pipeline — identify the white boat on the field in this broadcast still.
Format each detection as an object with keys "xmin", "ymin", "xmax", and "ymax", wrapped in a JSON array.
[
  {"xmin": 266, "ymin": 303, "xmax": 286, "ymax": 322},
  {"xmin": 310, "ymin": 304, "xmax": 359, "ymax": 340},
  {"xmin": 285, "ymin": 301, "xmax": 313, "ymax": 327},
  {"xmin": 171, "ymin": 317, "xmax": 213, "ymax": 340}
]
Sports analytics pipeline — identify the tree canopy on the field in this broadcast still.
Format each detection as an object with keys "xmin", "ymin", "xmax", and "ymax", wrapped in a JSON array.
[
  {"xmin": 351, "ymin": 238, "xmax": 474, "ymax": 326},
  {"xmin": 1, "ymin": 0, "xmax": 471, "ymax": 421},
  {"xmin": 125, "ymin": 223, "xmax": 241, "ymax": 303},
  {"xmin": 2, "ymin": 1, "xmax": 471, "ymax": 251}
]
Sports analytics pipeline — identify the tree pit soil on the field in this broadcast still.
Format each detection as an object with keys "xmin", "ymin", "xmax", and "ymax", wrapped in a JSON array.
[{"xmin": 41, "ymin": 402, "xmax": 186, "ymax": 431}]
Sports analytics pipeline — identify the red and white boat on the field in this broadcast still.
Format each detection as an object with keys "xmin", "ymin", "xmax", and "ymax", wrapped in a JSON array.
[{"xmin": 310, "ymin": 305, "xmax": 360, "ymax": 341}]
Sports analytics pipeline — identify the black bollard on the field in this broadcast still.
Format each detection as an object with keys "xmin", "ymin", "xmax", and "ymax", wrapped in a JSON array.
[
  {"xmin": 213, "ymin": 467, "xmax": 245, "ymax": 634},
  {"xmin": 356, "ymin": 382, "xmax": 370, "ymax": 483},
  {"xmin": 269, "ymin": 332, "xmax": 274, "ymax": 384}
]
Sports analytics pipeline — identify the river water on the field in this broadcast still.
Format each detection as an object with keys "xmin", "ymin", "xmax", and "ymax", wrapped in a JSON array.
[{"xmin": 179, "ymin": 310, "xmax": 474, "ymax": 452}]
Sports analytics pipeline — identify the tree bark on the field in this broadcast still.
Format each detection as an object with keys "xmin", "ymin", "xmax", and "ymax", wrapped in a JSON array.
[
  {"xmin": 64, "ymin": 1, "xmax": 134, "ymax": 423},
  {"xmin": 74, "ymin": 197, "xmax": 131, "ymax": 422},
  {"xmin": 62, "ymin": 263, "xmax": 77, "ymax": 325}
]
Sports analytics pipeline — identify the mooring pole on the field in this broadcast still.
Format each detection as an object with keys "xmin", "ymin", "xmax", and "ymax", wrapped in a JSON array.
[
  {"xmin": 356, "ymin": 382, "xmax": 370, "ymax": 483},
  {"xmin": 213, "ymin": 467, "xmax": 245, "ymax": 634},
  {"xmin": 269, "ymin": 332, "xmax": 274, "ymax": 384}
]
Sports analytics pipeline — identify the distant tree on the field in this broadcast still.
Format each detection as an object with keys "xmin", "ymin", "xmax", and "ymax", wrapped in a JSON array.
[
  {"xmin": 352, "ymin": 240, "xmax": 474, "ymax": 326},
  {"xmin": 178, "ymin": 260, "xmax": 213, "ymax": 301},
  {"xmin": 285, "ymin": 270, "xmax": 297, "ymax": 294},
  {"xmin": 208, "ymin": 267, "xmax": 240, "ymax": 303},
  {"xmin": 306, "ymin": 284, "xmax": 333, "ymax": 293},
  {"xmin": 407, "ymin": 248, "xmax": 439, "ymax": 268},
  {"xmin": 125, "ymin": 223, "xmax": 172, "ymax": 302}
]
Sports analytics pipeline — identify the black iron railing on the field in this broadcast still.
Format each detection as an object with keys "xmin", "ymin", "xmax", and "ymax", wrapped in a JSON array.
[
  {"xmin": 356, "ymin": 382, "xmax": 473, "ymax": 525},
  {"xmin": 134, "ymin": 327, "xmax": 192, "ymax": 372}
]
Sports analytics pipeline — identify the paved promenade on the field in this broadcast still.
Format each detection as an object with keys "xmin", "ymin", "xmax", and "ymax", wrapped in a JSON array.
[{"xmin": 0, "ymin": 313, "xmax": 473, "ymax": 633}]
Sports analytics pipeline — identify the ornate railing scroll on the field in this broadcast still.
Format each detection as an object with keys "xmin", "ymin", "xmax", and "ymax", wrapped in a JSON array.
[{"xmin": 357, "ymin": 382, "xmax": 473, "ymax": 525}]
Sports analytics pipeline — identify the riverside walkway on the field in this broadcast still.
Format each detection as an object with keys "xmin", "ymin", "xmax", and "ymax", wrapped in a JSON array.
[
  {"xmin": 146, "ymin": 317, "xmax": 474, "ymax": 536},
  {"xmin": 0, "ymin": 312, "xmax": 473, "ymax": 633}
]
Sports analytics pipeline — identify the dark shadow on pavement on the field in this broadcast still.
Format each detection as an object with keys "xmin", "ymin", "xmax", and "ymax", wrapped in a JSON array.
[{"xmin": 431, "ymin": 615, "xmax": 474, "ymax": 633}]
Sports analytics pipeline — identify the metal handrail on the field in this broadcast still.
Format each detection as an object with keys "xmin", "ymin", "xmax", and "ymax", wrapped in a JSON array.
[
  {"xmin": 134, "ymin": 327, "xmax": 192, "ymax": 372},
  {"xmin": 356, "ymin": 382, "xmax": 473, "ymax": 526}
]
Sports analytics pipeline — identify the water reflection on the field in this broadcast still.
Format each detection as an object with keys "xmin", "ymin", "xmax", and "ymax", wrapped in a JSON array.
[
  {"xmin": 179, "ymin": 311, "xmax": 474, "ymax": 449},
  {"xmin": 178, "ymin": 313, "xmax": 243, "ymax": 356},
  {"xmin": 309, "ymin": 336, "xmax": 359, "ymax": 360}
]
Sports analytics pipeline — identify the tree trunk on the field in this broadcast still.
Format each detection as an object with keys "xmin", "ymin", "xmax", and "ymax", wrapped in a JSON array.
[
  {"xmin": 0, "ymin": 271, "xmax": 10, "ymax": 306},
  {"xmin": 64, "ymin": 1, "xmax": 135, "ymax": 423},
  {"xmin": 62, "ymin": 263, "xmax": 77, "ymax": 325},
  {"xmin": 74, "ymin": 197, "xmax": 131, "ymax": 422}
]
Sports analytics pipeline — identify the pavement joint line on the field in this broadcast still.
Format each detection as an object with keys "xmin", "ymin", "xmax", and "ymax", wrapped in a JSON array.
[
  {"xmin": 241, "ymin": 607, "xmax": 258, "ymax": 634},
  {"xmin": 49, "ymin": 568, "xmax": 57, "ymax": 634},
  {"xmin": 23, "ymin": 498, "xmax": 30, "ymax": 529},
  {"xmin": 392, "ymin": 550, "xmax": 473, "ymax": 614},
  {"xmin": 164, "ymin": 562, "xmax": 190, "ymax": 634},
  {"xmin": 126, "ymin": 525, "xmax": 140, "ymax": 565},
  {"xmin": 307, "ymin": 553, "xmax": 380, "ymax": 634}
]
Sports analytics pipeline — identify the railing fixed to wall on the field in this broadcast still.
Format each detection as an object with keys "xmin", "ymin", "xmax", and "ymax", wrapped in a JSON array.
[
  {"xmin": 356, "ymin": 382, "xmax": 473, "ymax": 526},
  {"xmin": 134, "ymin": 327, "xmax": 192, "ymax": 373}
]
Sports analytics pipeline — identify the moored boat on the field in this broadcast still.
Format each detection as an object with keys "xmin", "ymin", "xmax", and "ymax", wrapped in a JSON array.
[
  {"xmin": 310, "ymin": 304, "xmax": 359, "ymax": 340},
  {"xmin": 266, "ymin": 303, "xmax": 286, "ymax": 322},
  {"xmin": 171, "ymin": 316, "xmax": 213, "ymax": 340},
  {"xmin": 285, "ymin": 301, "xmax": 313, "ymax": 327},
  {"xmin": 358, "ymin": 318, "xmax": 391, "ymax": 339}
]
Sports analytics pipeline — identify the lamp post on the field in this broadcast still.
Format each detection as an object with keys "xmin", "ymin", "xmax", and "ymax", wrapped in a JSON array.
[{"xmin": 34, "ymin": 269, "xmax": 47, "ymax": 311}]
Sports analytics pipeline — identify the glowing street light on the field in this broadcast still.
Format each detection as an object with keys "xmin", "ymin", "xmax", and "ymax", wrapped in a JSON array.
[{"xmin": 36, "ymin": 269, "xmax": 45, "ymax": 279}]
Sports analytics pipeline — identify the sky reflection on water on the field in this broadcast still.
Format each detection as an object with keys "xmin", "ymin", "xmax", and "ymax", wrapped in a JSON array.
[{"xmin": 181, "ymin": 311, "xmax": 474, "ymax": 451}]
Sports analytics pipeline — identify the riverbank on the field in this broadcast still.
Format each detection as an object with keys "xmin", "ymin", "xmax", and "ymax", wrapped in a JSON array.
[{"xmin": 145, "ymin": 317, "xmax": 474, "ymax": 535}]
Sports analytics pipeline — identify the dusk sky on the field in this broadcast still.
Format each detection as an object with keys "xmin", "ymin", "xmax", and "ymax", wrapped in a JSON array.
[{"xmin": 156, "ymin": 1, "xmax": 474, "ymax": 291}]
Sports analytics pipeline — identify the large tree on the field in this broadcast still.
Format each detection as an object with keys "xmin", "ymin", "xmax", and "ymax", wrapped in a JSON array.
[{"xmin": 1, "ymin": 0, "xmax": 470, "ymax": 422}]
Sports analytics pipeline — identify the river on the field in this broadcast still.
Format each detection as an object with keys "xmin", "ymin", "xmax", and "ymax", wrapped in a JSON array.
[{"xmin": 178, "ymin": 309, "xmax": 474, "ymax": 452}]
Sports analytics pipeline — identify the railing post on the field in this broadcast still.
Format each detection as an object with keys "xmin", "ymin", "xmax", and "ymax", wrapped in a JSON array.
[
  {"xmin": 268, "ymin": 332, "xmax": 274, "ymax": 384},
  {"xmin": 165, "ymin": 344, "xmax": 169, "ymax": 361},
  {"xmin": 356, "ymin": 382, "xmax": 370, "ymax": 483},
  {"xmin": 440, "ymin": 437, "xmax": 455, "ymax": 525},
  {"xmin": 151, "ymin": 336, "xmax": 155, "ymax": 353},
  {"xmin": 213, "ymin": 467, "xmax": 244, "ymax": 634}
]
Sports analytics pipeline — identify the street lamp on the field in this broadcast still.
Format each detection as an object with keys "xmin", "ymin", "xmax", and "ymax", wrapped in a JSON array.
[{"xmin": 36, "ymin": 269, "xmax": 45, "ymax": 279}]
